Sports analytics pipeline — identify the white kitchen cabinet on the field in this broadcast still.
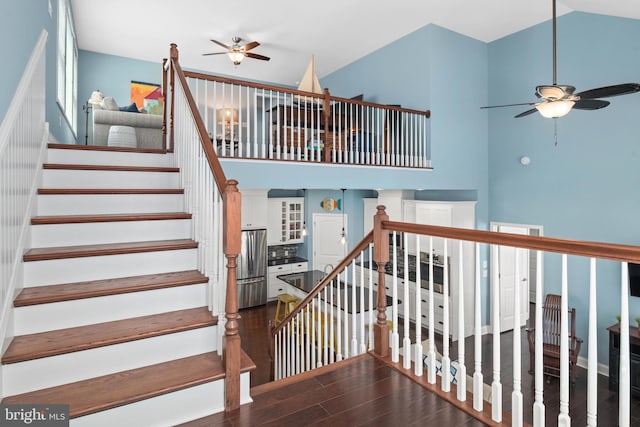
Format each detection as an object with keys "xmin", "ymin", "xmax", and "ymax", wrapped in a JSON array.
[
  {"xmin": 267, "ymin": 261, "xmax": 308, "ymax": 300},
  {"xmin": 267, "ymin": 197, "xmax": 305, "ymax": 245},
  {"xmin": 241, "ymin": 189, "xmax": 268, "ymax": 229}
]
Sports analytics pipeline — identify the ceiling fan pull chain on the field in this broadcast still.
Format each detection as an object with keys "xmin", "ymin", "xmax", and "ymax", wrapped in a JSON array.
[{"xmin": 554, "ymin": 119, "xmax": 558, "ymax": 147}]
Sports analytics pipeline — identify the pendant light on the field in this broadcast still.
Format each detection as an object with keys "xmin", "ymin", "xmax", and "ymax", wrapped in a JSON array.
[
  {"xmin": 339, "ymin": 189, "xmax": 346, "ymax": 245},
  {"xmin": 302, "ymin": 189, "xmax": 308, "ymax": 236}
]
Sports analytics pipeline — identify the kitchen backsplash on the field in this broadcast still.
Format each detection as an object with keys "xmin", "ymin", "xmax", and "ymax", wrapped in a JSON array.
[{"xmin": 268, "ymin": 245, "xmax": 298, "ymax": 260}]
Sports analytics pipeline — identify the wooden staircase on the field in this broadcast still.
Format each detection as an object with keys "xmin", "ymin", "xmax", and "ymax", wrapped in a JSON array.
[{"xmin": 1, "ymin": 144, "xmax": 254, "ymax": 426}]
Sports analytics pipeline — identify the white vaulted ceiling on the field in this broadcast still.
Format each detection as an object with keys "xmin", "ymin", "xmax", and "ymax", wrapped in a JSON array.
[{"xmin": 71, "ymin": 0, "xmax": 640, "ymax": 86}]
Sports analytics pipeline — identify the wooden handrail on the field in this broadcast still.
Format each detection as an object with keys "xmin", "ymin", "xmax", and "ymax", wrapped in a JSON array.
[
  {"xmin": 182, "ymin": 70, "xmax": 431, "ymax": 117},
  {"xmin": 169, "ymin": 44, "xmax": 228, "ymax": 193},
  {"xmin": 271, "ymin": 231, "xmax": 374, "ymax": 336},
  {"xmin": 383, "ymin": 220, "xmax": 640, "ymax": 263}
]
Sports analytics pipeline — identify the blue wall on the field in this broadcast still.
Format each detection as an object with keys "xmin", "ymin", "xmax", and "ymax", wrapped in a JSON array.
[
  {"xmin": 1, "ymin": 0, "xmax": 74, "ymax": 144},
  {"xmin": 78, "ymin": 50, "xmax": 162, "ymax": 145},
  {"xmin": 488, "ymin": 12, "xmax": 640, "ymax": 363}
]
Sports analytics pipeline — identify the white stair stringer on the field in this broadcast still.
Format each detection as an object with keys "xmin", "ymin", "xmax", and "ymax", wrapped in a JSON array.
[
  {"xmin": 37, "ymin": 193, "xmax": 184, "ymax": 215},
  {"xmin": 31, "ymin": 218, "xmax": 191, "ymax": 247},
  {"xmin": 70, "ymin": 372, "xmax": 252, "ymax": 427},
  {"xmin": 47, "ymin": 148, "xmax": 175, "ymax": 168},
  {"xmin": 14, "ymin": 283, "xmax": 208, "ymax": 334},
  {"xmin": 42, "ymin": 169, "xmax": 180, "ymax": 189},
  {"xmin": 23, "ymin": 248, "xmax": 198, "ymax": 286},
  {"xmin": 3, "ymin": 325, "xmax": 217, "ymax": 396}
]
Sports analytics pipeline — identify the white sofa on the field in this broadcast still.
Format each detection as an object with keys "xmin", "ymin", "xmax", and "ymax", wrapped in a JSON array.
[{"xmin": 93, "ymin": 109, "xmax": 163, "ymax": 149}]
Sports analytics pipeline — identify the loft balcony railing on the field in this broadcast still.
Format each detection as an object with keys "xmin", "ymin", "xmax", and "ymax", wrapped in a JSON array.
[
  {"xmin": 183, "ymin": 70, "xmax": 431, "ymax": 168},
  {"xmin": 271, "ymin": 206, "xmax": 640, "ymax": 427}
]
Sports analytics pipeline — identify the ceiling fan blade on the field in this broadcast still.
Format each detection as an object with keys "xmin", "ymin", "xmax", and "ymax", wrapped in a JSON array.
[
  {"xmin": 210, "ymin": 39, "xmax": 230, "ymax": 50},
  {"xmin": 480, "ymin": 102, "xmax": 536, "ymax": 109},
  {"xmin": 242, "ymin": 41, "xmax": 260, "ymax": 52},
  {"xmin": 245, "ymin": 52, "xmax": 270, "ymax": 61},
  {"xmin": 572, "ymin": 99, "xmax": 610, "ymax": 110},
  {"xmin": 202, "ymin": 52, "xmax": 227, "ymax": 56},
  {"xmin": 575, "ymin": 83, "xmax": 640, "ymax": 99},
  {"xmin": 515, "ymin": 108, "xmax": 538, "ymax": 118}
]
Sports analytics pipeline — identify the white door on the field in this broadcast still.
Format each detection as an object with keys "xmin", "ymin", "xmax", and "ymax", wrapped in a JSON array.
[
  {"xmin": 313, "ymin": 213, "xmax": 347, "ymax": 273},
  {"xmin": 491, "ymin": 224, "xmax": 530, "ymax": 332}
]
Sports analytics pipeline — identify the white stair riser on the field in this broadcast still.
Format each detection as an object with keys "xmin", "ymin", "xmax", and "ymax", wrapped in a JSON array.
[
  {"xmin": 24, "ymin": 248, "xmax": 198, "ymax": 286},
  {"xmin": 47, "ymin": 149, "xmax": 174, "ymax": 167},
  {"xmin": 14, "ymin": 283, "xmax": 208, "ymax": 334},
  {"xmin": 2, "ymin": 326, "xmax": 217, "ymax": 396},
  {"xmin": 70, "ymin": 373, "xmax": 252, "ymax": 427},
  {"xmin": 42, "ymin": 169, "xmax": 180, "ymax": 189},
  {"xmin": 37, "ymin": 193, "xmax": 184, "ymax": 215},
  {"xmin": 31, "ymin": 219, "xmax": 192, "ymax": 246}
]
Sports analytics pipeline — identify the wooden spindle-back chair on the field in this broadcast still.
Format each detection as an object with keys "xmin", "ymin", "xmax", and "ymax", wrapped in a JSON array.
[{"xmin": 526, "ymin": 293, "xmax": 583, "ymax": 383}]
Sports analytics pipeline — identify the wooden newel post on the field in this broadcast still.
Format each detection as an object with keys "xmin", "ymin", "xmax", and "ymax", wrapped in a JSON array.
[
  {"xmin": 322, "ymin": 88, "xmax": 331, "ymax": 163},
  {"xmin": 373, "ymin": 205, "xmax": 390, "ymax": 357},
  {"xmin": 223, "ymin": 179, "xmax": 242, "ymax": 411},
  {"xmin": 168, "ymin": 43, "xmax": 178, "ymax": 152}
]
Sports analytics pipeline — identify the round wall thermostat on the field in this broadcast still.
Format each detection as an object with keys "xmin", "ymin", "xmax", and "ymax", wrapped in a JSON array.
[{"xmin": 520, "ymin": 156, "xmax": 531, "ymax": 165}]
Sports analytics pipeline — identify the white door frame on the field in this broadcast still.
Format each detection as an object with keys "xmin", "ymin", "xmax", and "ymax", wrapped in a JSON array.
[{"xmin": 490, "ymin": 221, "xmax": 544, "ymax": 332}]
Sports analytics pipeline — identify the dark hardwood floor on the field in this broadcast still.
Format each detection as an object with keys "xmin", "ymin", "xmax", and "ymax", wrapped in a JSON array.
[{"xmin": 222, "ymin": 302, "xmax": 639, "ymax": 427}]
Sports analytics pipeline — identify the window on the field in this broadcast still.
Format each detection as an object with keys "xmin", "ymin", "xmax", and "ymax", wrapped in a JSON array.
[{"xmin": 56, "ymin": 0, "xmax": 78, "ymax": 133}]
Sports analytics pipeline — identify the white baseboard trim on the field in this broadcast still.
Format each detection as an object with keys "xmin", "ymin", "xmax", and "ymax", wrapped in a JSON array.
[
  {"xmin": 577, "ymin": 355, "xmax": 609, "ymax": 377},
  {"xmin": 481, "ymin": 325, "xmax": 491, "ymax": 335}
]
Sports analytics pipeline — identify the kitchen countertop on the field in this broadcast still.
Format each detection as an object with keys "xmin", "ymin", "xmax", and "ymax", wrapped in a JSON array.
[
  {"xmin": 277, "ymin": 270, "xmax": 394, "ymax": 313},
  {"xmin": 267, "ymin": 256, "xmax": 308, "ymax": 267}
]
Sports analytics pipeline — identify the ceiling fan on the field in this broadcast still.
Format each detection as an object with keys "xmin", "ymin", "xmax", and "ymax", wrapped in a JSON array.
[
  {"xmin": 482, "ymin": 0, "xmax": 640, "ymax": 119},
  {"xmin": 203, "ymin": 37, "xmax": 270, "ymax": 66}
]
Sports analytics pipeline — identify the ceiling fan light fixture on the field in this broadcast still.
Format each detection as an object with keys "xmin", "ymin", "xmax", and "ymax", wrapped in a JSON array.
[
  {"xmin": 228, "ymin": 50, "xmax": 245, "ymax": 65},
  {"xmin": 535, "ymin": 100, "xmax": 575, "ymax": 118}
]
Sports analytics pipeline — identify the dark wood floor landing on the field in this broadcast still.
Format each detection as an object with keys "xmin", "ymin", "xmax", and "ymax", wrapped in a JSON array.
[{"xmin": 179, "ymin": 354, "xmax": 491, "ymax": 427}]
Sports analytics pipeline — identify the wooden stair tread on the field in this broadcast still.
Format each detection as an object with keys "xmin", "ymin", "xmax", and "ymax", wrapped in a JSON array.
[
  {"xmin": 38, "ymin": 188, "xmax": 184, "ymax": 195},
  {"xmin": 15, "ymin": 270, "xmax": 208, "ymax": 307},
  {"xmin": 43, "ymin": 163, "xmax": 179, "ymax": 173},
  {"xmin": 23, "ymin": 239, "xmax": 198, "ymax": 262},
  {"xmin": 1, "ymin": 350, "xmax": 255, "ymax": 419},
  {"xmin": 31, "ymin": 212, "xmax": 192, "ymax": 224},
  {"xmin": 2, "ymin": 307, "xmax": 217, "ymax": 364},
  {"xmin": 48, "ymin": 143, "xmax": 168, "ymax": 154}
]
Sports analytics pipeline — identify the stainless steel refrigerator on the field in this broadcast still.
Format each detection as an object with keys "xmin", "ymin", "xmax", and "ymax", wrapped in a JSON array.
[{"xmin": 237, "ymin": 228, "xmax": 267, "ymax": 309}]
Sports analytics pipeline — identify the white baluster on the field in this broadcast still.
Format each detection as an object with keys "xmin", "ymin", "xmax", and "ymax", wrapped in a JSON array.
[
  {"xmin": 330, "ymin": 279, "xmax": 336, "ymax": 364},
  {"xmin": 343, "ymin": 269, "xmax": 349, "ymax": 358},
  {"xmin": 368, "ymin": 244, "xmax": 374, "ymax": 350},
  {"xmin": 427, "ymin": 237, "xmax": 437, "ymax": 384},
  {"xmin": 403, "ymin": 233, "xmax": 411, "ymax": 369},
  {"xmin": 391, "ymin": 231, "xmax": 400, "ymax": 363},
  {"xmin": 533, "ymin": 250, "xmax": 545, "ymax": 427},
  {"xmin": 442, "ymin": 239, "xmax": 451, "ymax": 393},
  {"xmin": 619, "ymin": 262, "xmax": 630, "ymax": 426},
  {"xmin": 491, "ymin": 245, "xmax": 502, "ymax": 423},
  {"xmin": 473, "ymin": 242, "xmax": 483, "ymax": 411},
  {"xmin": 586, "ymin": 257, "xmax": 597, "ymax": 427},
  {"xmin": 457, "ymin": 241, "xmax": 466, "ymax": 402},
  {"xmin": 512, "ymin": 249, "xmax": 523, "ymax": 427},
  {"xmin": 305, "ymin": 301, "xmax": 311, "ymax": 372},
  {"xmin": 558, "ymin": 254, "xmax": 570, "ymax": 427},
  {"xmin": 337, "ymin": 270, "xmax": 343, "ymax": 361},
  {"xmin": 349, "ymin": 264, "xmax": 356, "ymax": 357},
  {"xmin": 323, "ymin": 287, "xmax": 329, "ymax": 365},
  {"xmin": 359, "ymin": 254, "xmax": 366, "ymax": 354},
  {"xmin": 414, "ymin": 235, "xmax": 423, "ymax": 377}
]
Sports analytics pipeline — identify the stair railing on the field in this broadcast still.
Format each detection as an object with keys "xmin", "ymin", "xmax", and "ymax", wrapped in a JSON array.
[
  {"xmin": 0, "ymin": 30, "xmax": 48, "ymax": 353},
  {"xmin": 166, "ymin": 44, "xmax": 242, "ymax": 412},
  {"xmin": 273, "ymin": 205, "xmax": 640, "ymax": 426},
  {"xmin": 183, "ymin": 70, "xmax": 431, "ymax": 168}
]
